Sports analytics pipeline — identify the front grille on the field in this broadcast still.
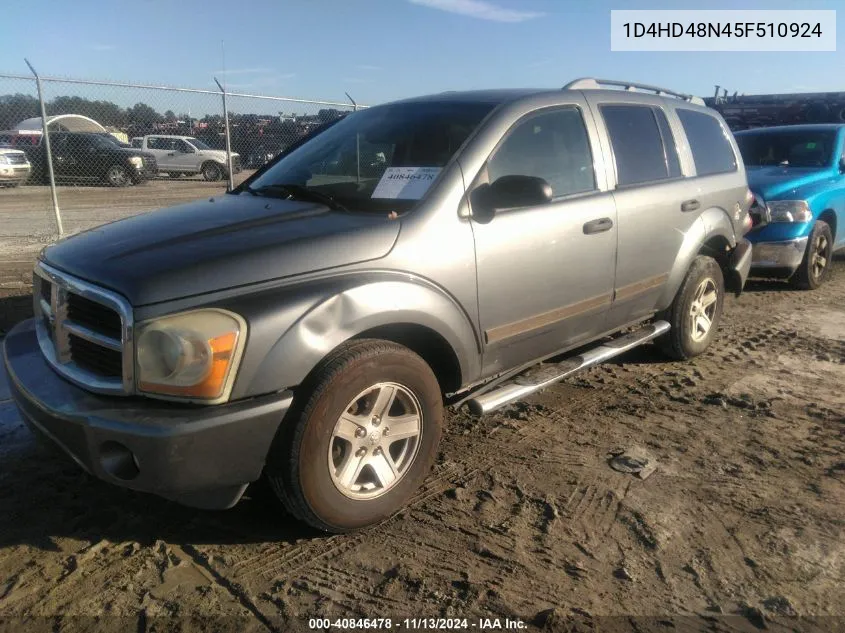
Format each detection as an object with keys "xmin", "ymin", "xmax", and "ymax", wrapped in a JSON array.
[
  {"xmin": 5, "ymin": 153, "xmax": 27, "ymax": 165},
  {"xmin": 34, "ymin": 263, "xmax": 132, "ymax": 394},
  {"xmin": 39, "ymin": 277, "xmax": 52, "ymax": 304},
  {"xmin": 69, "ymin": 334, "xmax": 123, "ymax": 377},
  {"xmin": 67, "ymin": 293, "xmax": 122, "ymax": 339}
]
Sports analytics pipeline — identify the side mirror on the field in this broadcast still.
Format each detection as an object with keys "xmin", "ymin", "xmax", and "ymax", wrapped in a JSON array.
[
  {"xmin": 470, "ymin": 175, "xmax": 553, "ymax": 223},
  {"xmin": 839, "ymin": 157, "xmax": 845, "ymax": 173}
]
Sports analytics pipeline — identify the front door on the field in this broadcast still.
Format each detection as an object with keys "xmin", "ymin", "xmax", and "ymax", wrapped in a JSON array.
[
  {"xmin": 170, "ymin": 138, "xmax": 198, "ymax": 172},
  {"xmin": 470, "ymin": 104, "xmax": 618, "ymax": 375}
]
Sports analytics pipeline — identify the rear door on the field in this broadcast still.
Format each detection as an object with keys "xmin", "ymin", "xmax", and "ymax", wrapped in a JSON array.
[
  {"xmin": 586, "ymin": 97, "xmax": 705, "ymax": 326},
  {"xmin": 52, "ymin": 133, "xmax": 86, "ymax": 179},
  {"xmin": 672, "ymin": 106, "xmax": 747, "ymax": 239},
  {"xmin": 145, "ymin": 136, "xmax": 175, "ymax": 170}
]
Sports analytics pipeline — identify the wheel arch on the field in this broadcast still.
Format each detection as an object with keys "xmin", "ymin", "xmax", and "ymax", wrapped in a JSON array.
[
  {"xmin": 351, "ymin": 323, "xmax": 463, "ymax": 395},
  {"xmin": 657, "ymin": 209, "xmax": 736, "ymax": 310},
  {"xmin": 818, "ymin": 209, "xmax": 837, "ymax": 242},
  {"xmin": 230, "ymin": 277, "xmax": 481, "ymax": 400}
]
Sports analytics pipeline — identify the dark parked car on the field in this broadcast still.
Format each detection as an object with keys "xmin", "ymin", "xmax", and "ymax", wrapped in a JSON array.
[{"xmin": 25, "ymin": 132, "xmax": 157, "ymax": 187}]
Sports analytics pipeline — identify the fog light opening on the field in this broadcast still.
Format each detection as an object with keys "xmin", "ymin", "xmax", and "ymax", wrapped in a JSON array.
[{"xmin": 99, "ymin": 441, "xmax": 140, "ymax": 481}]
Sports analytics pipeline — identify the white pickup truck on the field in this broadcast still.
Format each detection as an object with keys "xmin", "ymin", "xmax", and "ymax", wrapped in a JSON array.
[{"xmin": 130, "ymin": 135, "xmax": 241, "ymax": 181}]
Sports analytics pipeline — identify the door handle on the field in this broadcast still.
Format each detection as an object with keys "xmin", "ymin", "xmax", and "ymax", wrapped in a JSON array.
[
  {"xmin": 681, "ymin": 199, "xmax": 700, "ymax": 212},
  {"xmin": 583, "ymin": 217, "xmax": 614, "ymax": 234}
]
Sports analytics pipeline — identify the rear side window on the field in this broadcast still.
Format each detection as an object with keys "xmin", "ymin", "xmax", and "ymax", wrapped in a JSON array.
[
  {"xmin": 676, "ymin": 109, "xmax": 737, "ymax": 176},
  {"xmin": 600, "ymin": 104, "xmax": 675, "ymax": 186}
]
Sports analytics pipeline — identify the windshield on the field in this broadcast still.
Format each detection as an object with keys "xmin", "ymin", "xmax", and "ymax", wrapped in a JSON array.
[
  {"xmin": 246, "ymin": 101, "xmax": 496, "ymax": 212},
  {"xmin": 90, "ymin": 135, "xmax": 122, "ymax": 149},
  {"xmin": 735, "ymin": 130, "xmax": 837, "ymax": 168},
  {"xmin": 186, "ymin": 137, "xmax": 212, "ymax": 150}
]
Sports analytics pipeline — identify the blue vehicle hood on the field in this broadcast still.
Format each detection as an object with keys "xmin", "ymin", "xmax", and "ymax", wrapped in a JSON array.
[{"xmin": 746, "ymin": 166, "xmax": 833, "ymax": 200}]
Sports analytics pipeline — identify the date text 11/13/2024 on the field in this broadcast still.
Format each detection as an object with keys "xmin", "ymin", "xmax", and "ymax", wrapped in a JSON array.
[{"xmin": 307, "ymin": 617, "xmax": 528, "ymax": 630}]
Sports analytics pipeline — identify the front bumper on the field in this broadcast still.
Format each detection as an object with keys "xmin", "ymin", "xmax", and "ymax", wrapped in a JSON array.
[
  {"xmin": 3, "ymin": 319, "xmax": 292, "ymax": 510},
  {"xmin": 751, "ymin": 237, "xmax": 808, "ymax": 275}
]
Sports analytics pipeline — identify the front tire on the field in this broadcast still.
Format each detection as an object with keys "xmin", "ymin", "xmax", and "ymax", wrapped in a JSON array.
[
  {"xmin": 105, "ymin": 164, "xmax": 131, "ymax": 187},
  {"xmin": 791, "ymin": 220, "xmax": 833, "ymax": 290},
  {"xmin": 266, "ymin": 339, "xmax": 443, "ymax": 533},
  {"xmin": 202, "ymin": 162, "xmax": 223, "ymax": 182},
  {"xmin": 657, "ymin": 255, "xmax": 725, "ymax": 361}
]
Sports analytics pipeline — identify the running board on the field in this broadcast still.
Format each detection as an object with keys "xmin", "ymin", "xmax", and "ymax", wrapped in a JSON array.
[{"xmin": 465, "ymin": 321, "xmax": 670, "ymax": 416}]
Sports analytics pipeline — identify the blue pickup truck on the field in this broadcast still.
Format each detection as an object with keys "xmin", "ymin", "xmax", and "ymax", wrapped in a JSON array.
[{"xmin": 734, "ymin": 124, "xmax": 845, "ymax": 289}]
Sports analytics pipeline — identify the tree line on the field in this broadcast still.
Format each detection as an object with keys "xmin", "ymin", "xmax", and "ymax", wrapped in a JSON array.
[{"xmin": 0, "ymin": 93, "xmax": 346, "ymax": 134}]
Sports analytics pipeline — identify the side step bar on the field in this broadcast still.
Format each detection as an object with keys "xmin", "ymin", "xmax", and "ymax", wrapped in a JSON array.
[{"xmin": 466, "ymin": 321, "xmax": 670, "ymax": 416}]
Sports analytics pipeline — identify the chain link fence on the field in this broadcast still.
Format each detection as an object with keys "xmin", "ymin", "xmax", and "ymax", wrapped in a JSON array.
[{"xmin": 0, "ymin": 69, "xmax": 362, "ymax": 259}]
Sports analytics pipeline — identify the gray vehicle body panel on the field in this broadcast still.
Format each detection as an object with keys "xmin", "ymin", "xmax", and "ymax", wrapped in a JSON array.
[{"xmin": 39, "ymin": 85, "xmax": 750, "ymax": 402}]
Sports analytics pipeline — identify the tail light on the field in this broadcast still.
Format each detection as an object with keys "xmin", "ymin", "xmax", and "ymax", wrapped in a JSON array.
[
  {"xmin": 747, "ymin": 191, "xmax": 769, "ymax": 230},
  {"xmin": 743, "ymin": 212, "xmax": 754, "ymax": 234}
]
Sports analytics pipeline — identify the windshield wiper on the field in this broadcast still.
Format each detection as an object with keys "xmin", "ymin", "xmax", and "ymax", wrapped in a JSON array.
[{"xmin": 243, "ymin": 183, "xmax": 349, "ymax": 212}]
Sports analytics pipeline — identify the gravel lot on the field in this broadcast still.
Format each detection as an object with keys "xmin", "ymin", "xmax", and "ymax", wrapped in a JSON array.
[
  {"xmin": 0, "ymin": 174, "xmax": 254, "ymax": 262},
  {"xmin": 0, "ymin": 235, "xmax": 843, "ymax": 630}
]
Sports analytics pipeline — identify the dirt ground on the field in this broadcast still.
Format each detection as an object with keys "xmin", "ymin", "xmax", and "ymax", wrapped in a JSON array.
[{"xmin": 0, "ymin": 256, "xmax": 843, "ymax": 632}]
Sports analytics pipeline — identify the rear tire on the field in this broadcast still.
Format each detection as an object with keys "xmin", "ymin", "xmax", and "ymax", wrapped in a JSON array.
[
  {"xmin": 657, "ymin": 256, "xmax": 725, "ymax": 361},
  {"xmin": 265, "ymin": 339, "xmax": 443, "ymax": 533},
  {"xmin": 791, "ymin": 220, "xmax": 833, "ymax": 290}
]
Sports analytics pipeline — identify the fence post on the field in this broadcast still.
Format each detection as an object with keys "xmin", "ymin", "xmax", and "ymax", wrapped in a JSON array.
[
  {"xmin": 345, "ymin": 92, "xmax": 358, "ymax": 112},
  {"xmin": 24, "ymin": 59, "xmax": 63, "ymax": 237},
  {"xmin": 214, "ymin": 77, "xmax": 235, "ymax": 192}
]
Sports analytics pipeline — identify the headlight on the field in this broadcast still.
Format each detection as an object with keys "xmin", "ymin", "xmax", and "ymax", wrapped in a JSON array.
[
  {"xmin": 135, "ymin": 309, "xmax": 246, "ymax": 403},
  {"xmin": 0, "ymin": 155, "xmax": 9, "ymax": 165},
  {"xmin": 129, "ymin": 156, "xmax": 144, "ymax": 169},
  {"xmin": 767, "ymin": 200, "xmax": 813, "ymax": 223}
]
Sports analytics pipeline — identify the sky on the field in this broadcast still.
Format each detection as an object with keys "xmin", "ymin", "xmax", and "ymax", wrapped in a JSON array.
[{"xmin": 0, "ymin": 0, "xmax": 842, "ymax": 108}]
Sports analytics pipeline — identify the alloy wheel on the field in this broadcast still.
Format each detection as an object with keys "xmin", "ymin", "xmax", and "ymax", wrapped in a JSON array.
[
  {"xmin": 688, "ymin": 278, "xmax": 718, "ymax": 343},
  {"xmin": 810, "ymin": 233, "xmax": 830, "ymax": 281},
  {"xmin": 328, "ymin": 382, "xmax": 423, "ymax": 500},
  {"xmin": 107, "ymin": 166, "xmax": 129, "ymax": 186}
]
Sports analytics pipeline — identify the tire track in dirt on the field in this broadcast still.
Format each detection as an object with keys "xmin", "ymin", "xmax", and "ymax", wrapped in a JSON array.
[
  {"xmin": 2, "ymin": 258, "xmax": 844, "ymax": 624},
  {"xmin": 190, "ymin": 380, "xmax": 646, "ymax": 621}
]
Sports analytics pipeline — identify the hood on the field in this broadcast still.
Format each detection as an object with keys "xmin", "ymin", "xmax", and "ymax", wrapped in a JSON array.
[
  {"xmin": 111, "ymin": 146, "xmax": 154, "ymax": 159},
  {"xmin": 43, "ymin": 194, "xmax": 401, "ymax": 306},
  {"xmin": 203, "ymin": 149, "xmax": 239, "ymax": 158},
  {"xmin": 746, "ymin": 166, "xmax": 837, "ymax": 200}
]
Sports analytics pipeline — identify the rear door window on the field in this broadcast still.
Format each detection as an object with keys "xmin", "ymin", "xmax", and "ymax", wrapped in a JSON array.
[
  {"xmin": 676, "ymin": 109, "xmax": 738, "ymax": 176},
  {"xmin": 600, "ymin": 104, "xmax": 674, "ymax": 186}
]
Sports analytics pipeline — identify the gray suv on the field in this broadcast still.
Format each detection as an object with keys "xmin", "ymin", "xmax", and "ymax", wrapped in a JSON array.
[{"xmin": 3, "ymin": 79, "xmax": 753, "ymax": 533}]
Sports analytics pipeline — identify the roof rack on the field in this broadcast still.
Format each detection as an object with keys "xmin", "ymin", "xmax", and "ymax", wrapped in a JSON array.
[{"xmin": 563, "ymin": 78, "xmax": 706, "ymax": 106}]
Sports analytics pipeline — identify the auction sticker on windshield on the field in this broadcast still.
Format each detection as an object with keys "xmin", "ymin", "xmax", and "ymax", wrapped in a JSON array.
[{"xmin": 372, "ymin": 166, "xmax": 442, "ymax": 199}]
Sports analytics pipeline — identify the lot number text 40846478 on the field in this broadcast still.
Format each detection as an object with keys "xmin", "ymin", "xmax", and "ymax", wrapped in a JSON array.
[{"xmin": 307, "ymin": 617, "xmax": 528, "ymax": 630}]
